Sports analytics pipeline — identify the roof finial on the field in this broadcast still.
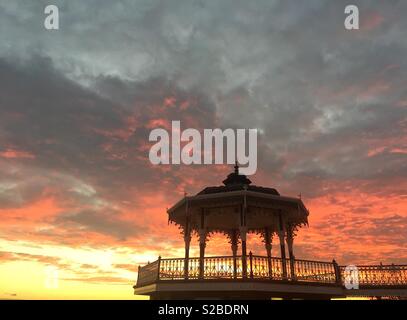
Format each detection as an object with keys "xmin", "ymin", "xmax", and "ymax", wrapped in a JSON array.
[
  {"xmin": 222, "ymin": 161, "xmax": 252, "ymax": 186},
  {"xmin": 234, "ymin": 162, "xmax": 239, "ymax": 174}
]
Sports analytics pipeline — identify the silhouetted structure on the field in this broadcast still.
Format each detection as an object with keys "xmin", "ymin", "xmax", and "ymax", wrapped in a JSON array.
[{"xmin": 134, "ymin": 166, "xmax": 407, "ymax": 299}]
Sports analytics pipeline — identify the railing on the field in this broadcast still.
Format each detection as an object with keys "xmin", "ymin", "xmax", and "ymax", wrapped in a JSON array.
[
  {"xmin": 135, "ymin": 255, "xmax": 407, "ymax": 288},
  {"xmin": 294, "ymin": 259, "xmax": 337, "ymax": 283},
  {"xmin": 136, "ymin": 259, "xmax": 160, "ymax": 287},
  {"xmin": 136, "ymin": 254, "xmax": 340, "ymax": 287},
  {"xmin": 159, "ymin": 256, "xmax": 242, "ymax": 280},
  {"xmin": 340, "ymin": 264, "xmax": 407, "ymax": 287}
]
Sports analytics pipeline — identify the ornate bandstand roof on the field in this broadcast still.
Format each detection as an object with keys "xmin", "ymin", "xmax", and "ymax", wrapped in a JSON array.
[
  {"xmin": 197, "ymin": 164, "xmax": 280, "ymax": 196},
  {"xmin": 167, "ymin": 165, "xmax": 309, "ymax": 236}
]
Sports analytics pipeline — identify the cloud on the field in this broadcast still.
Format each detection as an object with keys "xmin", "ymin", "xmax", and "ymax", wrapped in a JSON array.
[
  {"xmin": 0, "ymin": 55, "xmax": 220, "ymax": 246},
  {"xmin": 60, "ymin": 276, "xmax": 131, "ymax": 285},
  {"xmin": 0, "ymin": 250, "xmax": 67, "ymax": 267},
  {"xmin": 55, "ymin": 209, "xmax": 139, "ymax": 241}
]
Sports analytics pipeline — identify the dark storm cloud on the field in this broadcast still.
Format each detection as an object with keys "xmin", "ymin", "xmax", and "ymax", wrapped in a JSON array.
[
  {"xmin": 0, "ymin": 55, "xmax": 127, "ymax": 208},
  {"xmin": 0, "ymin": 0, "xmax": 406, "ymax": 250},
  {"xmin": 55, "ymin": 209, "xmax": 138, "ymax": 241},
  {"xmin": 0, "ymin": 55, "xmax": 219, "ymax": 240},
  {"xmin": 0, "ymin": 56, "xmax": 217, "ymax": 205}
]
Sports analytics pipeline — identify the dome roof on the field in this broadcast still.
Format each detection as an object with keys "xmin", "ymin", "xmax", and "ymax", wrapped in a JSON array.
[{"xmin": 197, "ymin": 165, "xmax": 280, "ymax": 196}]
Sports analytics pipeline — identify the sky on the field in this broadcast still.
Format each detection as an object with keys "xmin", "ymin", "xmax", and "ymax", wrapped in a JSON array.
[{"xmin": 0, "ymin": 0, "xmax": 406, "ymax": 299}]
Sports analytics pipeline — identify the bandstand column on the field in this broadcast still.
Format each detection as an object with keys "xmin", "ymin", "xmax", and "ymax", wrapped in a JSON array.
[
  {"xmin": 183, "ymin": 199, "xmax": 191, "ymax": 279},
  {"xmin": 184, "ymin": 233, "xmax": 191, "ymax": 279},
  {"xmin": 198, "ymin": 208, "xmax": 206, "ymax": 279},
  {"xmin": 198, "ymin": 229, "xmax": 206, "ymax": 279},
  {"xmin": 230, "ymin": 230, "xmax": 238, "ymax": 279},
  {"xmin": 264, "ymin": 228, "xmax": 273, "ymax": 279},
  {"xmin": 286, "ymin": 227, "xmax": 296, "ymax": 280},
  {"xmin": 278, "ymin": 213, "xmax": 288, "ymax": 279},
  {"xmin": 240, "ymin": 192, "xmax": 248, "ymax": 279},
  {"xmin": 240, "ymin": 226, "xmax": 248, "ymax": 278}
]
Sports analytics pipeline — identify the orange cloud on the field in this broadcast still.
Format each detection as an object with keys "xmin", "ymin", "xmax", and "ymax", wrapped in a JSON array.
[{"xmin": 0, "ymin": 149, "xmax": 35, "ymax": 159}]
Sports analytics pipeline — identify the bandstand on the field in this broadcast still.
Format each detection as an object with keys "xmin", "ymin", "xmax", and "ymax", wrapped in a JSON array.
[{"xmin": 134, "ymin": 166, "xmax": 407, "ymax": 299}]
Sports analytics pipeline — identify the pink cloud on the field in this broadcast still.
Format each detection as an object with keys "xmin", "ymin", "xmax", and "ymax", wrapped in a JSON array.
[
  {"xmin": 362, "ymin": 12, "xmax": 384, "ymax": 31},
  {"xmin": 0, "ymin": 149, "xmax": 35, "ymax": 159}
]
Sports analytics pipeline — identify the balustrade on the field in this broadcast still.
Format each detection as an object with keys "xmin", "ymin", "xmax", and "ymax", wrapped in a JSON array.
[
  {"xmin": 340, "ymin": 264, "xmax": 407, "ymax": 287},
  {"xmin": 135, "ymin": 255, "xmax": 407, "ymax": 288}
]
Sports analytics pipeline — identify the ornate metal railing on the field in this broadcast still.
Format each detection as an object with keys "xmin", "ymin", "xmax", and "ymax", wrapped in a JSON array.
[
  {"xmin": 294, "ymin": 259, "xmax": 337, "ymax": 283},
  {"xmin": 136, "ymin": 259, "xmax": 160, "ymax": 287},
  {"xmin": 159, "ymin": 256, "xmax": 242, "ymax": 280},
  {"xmin": 340, "ymin": 264, "xmax": 407, "ymax": 287},
  {"xmin": 136, "ymin": 255, "xmax": 407, "ymax": 288}
]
